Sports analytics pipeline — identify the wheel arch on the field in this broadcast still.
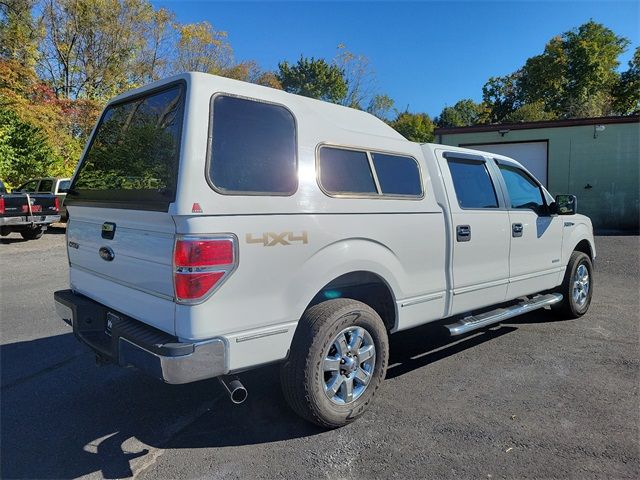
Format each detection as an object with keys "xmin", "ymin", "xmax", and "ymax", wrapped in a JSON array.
[
  {"xmin": 286, "ymin": 238, "xmax": 405, "ymax": 335},
  {"xmin": 573, "ymin": 238, "xmax": 594, "ymax": 260},
  {"xmin": 562, "ymin": 222, "xmax": 596, "ymax": 265},
  {"xmin": 304, "ymin": 270, "xmax": 397, "ymax": 332}
]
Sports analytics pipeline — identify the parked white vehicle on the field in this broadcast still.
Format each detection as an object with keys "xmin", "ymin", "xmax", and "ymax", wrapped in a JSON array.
[{"xmin": 55, "ymin": 73, "xmax": 595, "ymax": 427}]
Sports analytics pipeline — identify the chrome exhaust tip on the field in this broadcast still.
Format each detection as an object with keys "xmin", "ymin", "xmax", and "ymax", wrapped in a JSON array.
[{"xmin": 218, "ymin": 375, "xmax": 248, "ymax": 404}]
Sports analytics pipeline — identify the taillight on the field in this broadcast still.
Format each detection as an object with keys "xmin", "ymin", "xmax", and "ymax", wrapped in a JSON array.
[
  {"xmin": 0, "ymin": 197, "xmax": 4, "ymax": 214},
  {"xmin": 173, "ymin": 236, "xmax": 237, "ymax": 303},
  {"xmin": 54, "ymin": 197, "xmax": 60, "ymax": 211}
]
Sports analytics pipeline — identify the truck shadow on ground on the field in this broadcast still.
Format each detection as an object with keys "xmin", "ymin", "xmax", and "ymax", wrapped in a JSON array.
[
  {"xmin": 0, "ymin": 309, "xmax": 560, "ymax": 479},
  {"xmin": 0, "ymin": 226, "xmax": 65, "ymax": 244}
]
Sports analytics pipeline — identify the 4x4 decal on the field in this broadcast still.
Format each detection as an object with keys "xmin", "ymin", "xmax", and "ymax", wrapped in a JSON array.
[{"xmin": 246, "ymin": 231, "xmax": 308, "ymax": 246}]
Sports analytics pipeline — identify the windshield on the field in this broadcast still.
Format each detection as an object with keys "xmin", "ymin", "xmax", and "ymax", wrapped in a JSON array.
[{"xmin": 68, "ymin": 83, "xmax": 185, "ymax": 211}]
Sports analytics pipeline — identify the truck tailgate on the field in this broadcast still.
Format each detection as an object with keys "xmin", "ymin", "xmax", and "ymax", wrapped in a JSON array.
[{"xmin": 67, "ymin": 207, "xmax": 176, "ymax": 334}]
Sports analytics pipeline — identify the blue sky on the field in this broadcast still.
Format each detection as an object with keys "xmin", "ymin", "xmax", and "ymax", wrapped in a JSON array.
[{"xmin": 153, "ymin": 1, "xmax": 639, "ymax": 117}]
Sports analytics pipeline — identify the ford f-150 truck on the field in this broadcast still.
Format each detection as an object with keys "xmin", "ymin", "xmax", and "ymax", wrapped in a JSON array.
[
  {"xmin": 54, "ymin": 73, "xmax": 595, "ymax": 428},
  {"xmin": 0, "ymin": 179, "xmax": 61, "ymax": 240}
]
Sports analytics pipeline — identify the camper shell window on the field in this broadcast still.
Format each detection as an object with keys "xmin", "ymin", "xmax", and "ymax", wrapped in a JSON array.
[
  {"xmin": 318, "ymin": 146, "xmax": 423, "ymax": 198},
  {"xmin": 208, "ymin": 94, "xmax": 298, "ymax": 195}
]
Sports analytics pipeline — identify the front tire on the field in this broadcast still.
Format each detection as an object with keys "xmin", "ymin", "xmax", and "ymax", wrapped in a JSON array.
[
  {"xmin": 552, "ymin": 251, "xmax": 593, "ymax": 318},
  {"xmin": 281, "ymin": 299, "xmax": 389, "ymax": 428}
]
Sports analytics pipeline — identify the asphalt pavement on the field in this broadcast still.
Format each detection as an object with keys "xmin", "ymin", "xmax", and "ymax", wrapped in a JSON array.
[{"xmin": 1, "ymin": 229, "xmax": 638, "ymax": 479}]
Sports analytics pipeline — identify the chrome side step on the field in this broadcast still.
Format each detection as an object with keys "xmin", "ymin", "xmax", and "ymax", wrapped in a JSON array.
[{"xmin": 445, "ymin": 293, "xmax": 563, "ymax": 336}]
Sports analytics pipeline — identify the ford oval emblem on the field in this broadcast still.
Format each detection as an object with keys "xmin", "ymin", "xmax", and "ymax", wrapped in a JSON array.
[{"xmin": 99, "ymin": 246, "xmax": 115, "ymax": 262}]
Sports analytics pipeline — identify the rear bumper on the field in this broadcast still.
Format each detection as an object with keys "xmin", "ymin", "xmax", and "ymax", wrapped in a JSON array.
[
  {"xmin": 0, "ymin": 215, "xmax": 60, "ymax": 226},
  {"xmin": 54, "ymin": 289, "xmax": 227, "ymax": 384}
]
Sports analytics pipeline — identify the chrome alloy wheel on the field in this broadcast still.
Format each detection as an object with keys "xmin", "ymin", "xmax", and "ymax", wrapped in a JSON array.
[
  {"xmin": 323, "ymin": 326, "xmax": 376, "ymax": 405},
  {"xmin": 572, "ymin": 263, "xmax": 590, "ymax": 307}
]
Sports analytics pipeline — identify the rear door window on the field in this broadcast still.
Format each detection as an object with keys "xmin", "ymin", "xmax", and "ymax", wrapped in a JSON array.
[
  {"xmin": 208, "ymin": 95, "xmax": 297, "ymax": 195},
  {"xmin": 447, "ymin": 158, "xmax": 499, "ymax": 209},
  {"xmin": 69, "ymin": 83, "xmax": 185, "ymax": 211}
]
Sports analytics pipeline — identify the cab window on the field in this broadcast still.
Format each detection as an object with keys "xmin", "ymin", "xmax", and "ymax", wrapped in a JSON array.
[
  {"xmin": 38, "ymin": 179, "xmax": 53, "ymax": 193},
  {"xmin": 498, "ymin": 164, "xmax": 545, "ymax": 214},
  {"xmin": 446, "ymin": 158, "xmax": 499, "ymax": 209}
]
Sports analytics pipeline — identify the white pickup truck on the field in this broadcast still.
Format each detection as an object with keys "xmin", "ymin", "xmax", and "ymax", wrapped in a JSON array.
[{"xmin": 55, "ymin": 73, "xmax": 595, "ymax": 428}]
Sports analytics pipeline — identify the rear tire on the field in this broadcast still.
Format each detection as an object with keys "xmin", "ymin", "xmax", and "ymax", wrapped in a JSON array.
[
  {"xmin": 552, "ymin": 251, "xmax": 593, "ymax": 318},
  {"xmin": 281, "ymin": 299, "xmax": 389, "ymax": 428},
  {"xmin": 20, "ymin": 228, "xmax": 44, "ymax": 240}
]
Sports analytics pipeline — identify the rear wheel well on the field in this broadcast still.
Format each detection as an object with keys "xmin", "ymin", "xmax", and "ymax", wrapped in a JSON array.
[
  {"xmin": 574, "ymin": 239, "xmax": 593, "ymax": 260},
  {"xmin": 306, "ymin": 271, "xmax": 396, "ymax": 332}
]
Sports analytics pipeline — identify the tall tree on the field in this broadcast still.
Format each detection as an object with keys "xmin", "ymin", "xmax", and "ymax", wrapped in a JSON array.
[
  {"xmin": 503, "ymin": 101, "xmax": 556, "ymax": 123},
  {"xmin": 136, "ymin": 7, "xmax": 176, "ymax": 83},
  {"xmin": 173, "ymin": 20, "xmax": 233, "ymax": 74},
  {"xmin": 334, "ymin": 43, "xmax": 374, "ymax": 109},
  {"xmin": 38, "ymin": 0, "xmax": 156, "ymax": 99},
  {"xmin": 482, "ymin": 73, "xmax": 522, "ymax": 123},
  {"xmin": 518, "ymin": 21, "xmax": 629, "ymax": 117},
  {"xmin": 0, "ymin": 0, "xmax": 42, "ymax": 68},
  {"xmin": 277, "ymin": 56, "xmax": 347, "ymax": 103},
  {"xmin": 366, "ymin": 94, "xmax": 394, "ymax": 120},
  {"xmin": 436, "ymin": 99, "xmax": 486, "ymax": 127},
  {"xmin": 389, "ymin": 112, "xmax": 434, "ymax": 143},
  {"xmin": 612, "ymin": 47, "xmax": 640, "ymax": 115}
]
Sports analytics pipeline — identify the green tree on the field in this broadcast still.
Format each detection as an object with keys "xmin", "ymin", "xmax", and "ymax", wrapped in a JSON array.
[
  {"xmin": 277, "ymin": 56, "xmax": 347, "ymax": 103},
  {"xmin": 173, "ymin": 20, "xmax": 233, "ymax": 74},
  {"xmin": 389, "ymin": 112, "xmax": 434, "ymax": 143},
  {"xmin": 0, "ymin": 0, "xmax": 42, "ymax": 68},
  {"xmin": 518, "ymin": 21, "xmax": 629, "ymax": 117},
  {"xmin": 482, "ymin": 73, "xmax": 521, "ymax": 123},
  {"xmin": 436, "ymin": 99, "xmax": 485, "ymax": 127},
  {"xmin": 366, "ymin": 94, "xmax": 394, "ymax": 120},
  {"xmin": 612, "ymin": 47, "xmax": 640, "ymax": 115},
  {"xmin": 503, "ymin": 101, "xmax": 557, "ymax": 123},
  {"xmin": 0, "ymin": 107, "xmax": 60, "ymax": 187},
  {"xmin": 38, "ymin": 0, "xmax": 158, "ymax": 99}
]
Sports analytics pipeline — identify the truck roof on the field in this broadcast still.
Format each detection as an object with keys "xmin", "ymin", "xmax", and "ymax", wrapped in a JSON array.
[{"xmin": 107, "ymin": 72, "xmax": 407, "ymax": 142}]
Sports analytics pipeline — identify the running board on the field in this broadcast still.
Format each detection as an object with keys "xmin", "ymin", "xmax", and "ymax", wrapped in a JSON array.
[{"xmin": 445, "ymin": 293, "xmax": 563, "ymax": 336}]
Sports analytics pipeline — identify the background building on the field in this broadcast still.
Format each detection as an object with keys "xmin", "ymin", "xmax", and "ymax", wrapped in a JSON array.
[{"xmin": 435, "ymin": 116, "xmax": 639, "ymax": 233}]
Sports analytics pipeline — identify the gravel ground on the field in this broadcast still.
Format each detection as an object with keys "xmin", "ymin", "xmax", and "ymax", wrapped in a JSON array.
[{"xmin": 1, "ymin": 229, "xmax": 638, "ymax": 479}]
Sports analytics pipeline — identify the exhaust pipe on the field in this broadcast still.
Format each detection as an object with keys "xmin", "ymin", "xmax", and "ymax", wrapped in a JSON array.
[{"xmin": 218, "ymin": 375, "xmax": 248, "ymax": 404}]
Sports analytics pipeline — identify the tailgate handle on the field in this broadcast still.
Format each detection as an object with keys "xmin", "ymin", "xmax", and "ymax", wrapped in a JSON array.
[{"xmin": 102, "ymin": 222, "xmax": 116, "ymax": 240}]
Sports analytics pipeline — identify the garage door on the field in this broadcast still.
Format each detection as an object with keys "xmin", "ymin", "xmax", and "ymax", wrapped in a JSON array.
[{"xmin": 463, "ymin": 141, "xmax": 548, "ymax": 186}]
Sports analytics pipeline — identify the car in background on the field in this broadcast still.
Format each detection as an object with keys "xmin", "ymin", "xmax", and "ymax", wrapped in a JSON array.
[
  {"xmin": 0, "ymin": 179, "xmax": 61, "ymax": 240},
  {"xmin": 15, "ymin": 177, "xmax": 71, "ymax": 220}
]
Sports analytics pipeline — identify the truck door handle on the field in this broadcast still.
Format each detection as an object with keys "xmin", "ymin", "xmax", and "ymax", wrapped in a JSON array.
[
  {"xmin": 456, "ymin": 225, "xmax": 471, "ymax": 242},
  {"xmin": 512, "ymin": 223, "xmax": 524, "ymax": 237}
]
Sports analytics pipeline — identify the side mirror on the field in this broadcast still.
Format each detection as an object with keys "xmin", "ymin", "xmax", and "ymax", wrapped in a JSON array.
[{"xmin": 554, "ymin": 194, "xmax": 577, "ymax": 215}]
